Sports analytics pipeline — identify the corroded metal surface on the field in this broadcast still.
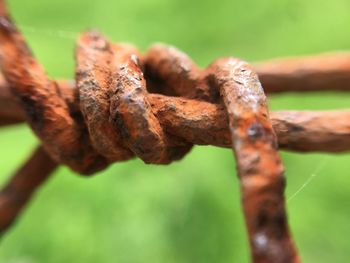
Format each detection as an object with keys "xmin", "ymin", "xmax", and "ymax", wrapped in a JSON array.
[
  {"xmin": 255, "ymin": 52, "xmax": 350, "ymax": 93},
  {"xmin": 76, "ymin": 32, "xmax": 133, "ymax": 163},
  {"xmin": 0, "ymin": 0, "xmax": 349, "ymax": 262},
  {"xmin": 0, "ymin": 4, "xmax": 106, "ymax": 175},
  {"xmin": 2, "ymin": 79, "xmax": 350, "ymax": 153},
  {"xmin": 0, "ymin": 147, "xmax": 57, "ymax": 233},
  {"xmin": 205, "ymin": 58, "xmax": 299, "ymax": 262}
]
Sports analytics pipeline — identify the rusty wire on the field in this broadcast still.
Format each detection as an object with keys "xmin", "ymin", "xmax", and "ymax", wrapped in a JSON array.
[{"xmin": 0, "ymin": 0, "xmax": 350, "ymax": 262}]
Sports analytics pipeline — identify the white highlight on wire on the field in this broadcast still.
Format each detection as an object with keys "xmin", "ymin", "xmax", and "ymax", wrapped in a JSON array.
[{"xmin": 287, "ymin": 156, "xmax": 329, "ymax": 203}]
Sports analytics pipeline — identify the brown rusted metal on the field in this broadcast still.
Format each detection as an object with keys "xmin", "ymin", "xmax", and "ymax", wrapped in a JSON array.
[
  {"xmin": 2, "ymin": 79, "xmax": 350, "ymax": 153},
  {"xmin": 145, "ymin": 44, "xmax": 350, "ymax": 95},
  {"xmin": 76, "ymin": 32, "xmax": 133, "ymax": 163},
  {"xmin": 255, "ymin": 52, "xmax": 350, "ymax": 93},
  {"xmin": 205, "ymin": 58, "xmax": 299, "ymax": 262},
  {"xmin": 0, "ymin": 2, "xmax": 107, "ymax": 175},
  {"xmin": 0, "ymin": 146, "xmax": 57, "ymax": 234},
  {"xmin": 0, "ymin": 0, "xmax": 349, "ymax": 262},
  {"xmin": 0, "ymin": 72, "xmax": 23, "ymax": 126}
]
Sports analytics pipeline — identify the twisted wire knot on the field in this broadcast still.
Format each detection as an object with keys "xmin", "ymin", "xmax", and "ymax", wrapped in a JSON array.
[
  {"xmin": 0, "ymin": 12, "xmax": 272, "ymax": 176},
  {"xmin": 0, "ymin": 2, "xmax": 300, "ymax": 261},
  {"xmin": 76, "ymin": 32, "xmax": 193, "ymax": 168}
]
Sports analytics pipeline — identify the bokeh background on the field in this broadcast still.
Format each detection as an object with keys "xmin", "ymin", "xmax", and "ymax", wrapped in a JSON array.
[{"xmin": 1, "ymin": 0, "xmax": 350, "ymax": 262}]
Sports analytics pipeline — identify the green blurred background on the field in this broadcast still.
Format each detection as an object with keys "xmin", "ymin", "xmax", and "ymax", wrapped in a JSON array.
[{"xmin": 1, "ymin": 0, "xmax": 350, "ymax": 262}]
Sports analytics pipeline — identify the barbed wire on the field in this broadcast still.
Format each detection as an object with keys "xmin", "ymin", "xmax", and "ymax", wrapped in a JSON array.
[{"xmin": 0, "ymin": 0, "xmax": 350, "ymax": 262}]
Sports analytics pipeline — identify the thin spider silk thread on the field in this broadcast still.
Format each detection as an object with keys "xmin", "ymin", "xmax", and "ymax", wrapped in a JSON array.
[
  {"xmin": 19, "ymin": 24, "xmax": 77, "ymax": 40},
  {"xmin": 287, "ymin": 156, "xmax": 330, "ymax": 203}
]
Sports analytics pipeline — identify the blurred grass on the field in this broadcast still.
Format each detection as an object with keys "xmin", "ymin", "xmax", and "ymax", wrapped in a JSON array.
[{"xmin": 0, "ymin": 0, "xmax": 350, "ymax": 262}]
